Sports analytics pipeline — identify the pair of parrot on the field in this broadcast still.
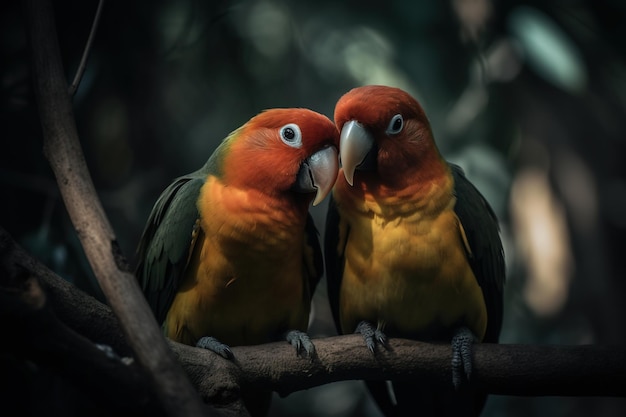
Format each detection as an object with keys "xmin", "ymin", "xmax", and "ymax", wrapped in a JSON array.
[{"xmin": 135, "ymin": 85, "xmax": 505, "ymax": 417}]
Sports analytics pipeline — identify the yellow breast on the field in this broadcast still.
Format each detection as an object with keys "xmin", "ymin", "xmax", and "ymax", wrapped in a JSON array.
[{"xmin": 163, "ymin": 176, "xmax": 309, "ymax": 346}]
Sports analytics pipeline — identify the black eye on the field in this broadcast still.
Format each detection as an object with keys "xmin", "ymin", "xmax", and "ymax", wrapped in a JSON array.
[
  {"xmin": 280, "ymin": 123, "xmax": 303, "ymax": 148},
  {"xmin": 386, "ymin": 114, "xmax": 403, "ymax": 135},
  {"xmin": 283, "ymin": 127, "xmax": 295, "ymax": 140}
]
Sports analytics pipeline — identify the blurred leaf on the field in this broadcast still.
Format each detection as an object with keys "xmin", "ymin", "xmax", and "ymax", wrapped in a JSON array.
[{"xmin": 508, "ymin": 5, "xmax": 587, "ymax": 94}]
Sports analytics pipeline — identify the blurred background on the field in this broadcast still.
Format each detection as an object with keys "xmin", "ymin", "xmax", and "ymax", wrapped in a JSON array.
[{"xmin": 2, "ymin": 0, "xmax": 626, "ymax": 416}]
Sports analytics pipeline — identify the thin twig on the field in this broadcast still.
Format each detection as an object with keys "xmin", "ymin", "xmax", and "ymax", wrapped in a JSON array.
[{"xmin": 68, "ymin": 0, "xmax": 105, "ymax": 97}]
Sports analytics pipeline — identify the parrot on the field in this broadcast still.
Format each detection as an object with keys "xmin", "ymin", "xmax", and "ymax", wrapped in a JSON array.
[
  {"xmin": 135, "ymin": 108, "xmax": 339, "ymax": 416},
  {"xmin": 325, "ymin": 85, "xmax": 505, "ymax": 417}
]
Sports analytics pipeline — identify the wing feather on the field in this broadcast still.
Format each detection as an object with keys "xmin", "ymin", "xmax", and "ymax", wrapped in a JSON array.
[
  {"xmin": 324, "ymin": 194, "xmax": 346, "ymax": 333},
  {"xmin": 303, "ymin": 213, "xmax": 324, "ymax": 302},
  {"xmin": 450, "ymin": 163, "xmax": 505, "ymax": 343},
  {"xmin": 135, "ymin": 169, "xmax": 207, "ymax": 324}
]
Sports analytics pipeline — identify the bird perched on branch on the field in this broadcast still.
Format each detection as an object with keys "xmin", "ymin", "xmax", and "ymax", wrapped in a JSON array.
[
  {"xmin": 136, "ymin": 108, "xmax": 339, "ymax": 416},
  {"xmin": 325, "ymin": 85, "xmax": 505, "ymax": 416}
]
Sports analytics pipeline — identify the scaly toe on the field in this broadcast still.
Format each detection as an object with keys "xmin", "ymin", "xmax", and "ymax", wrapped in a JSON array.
[
  {"xmin": 196, "ymin": 336, "xmax": 234, "ymax": 359},
  {"xmin": 286, "ymin": 330, "xmax": 316, "ymax": 358},
  {"xmin": 451, "ymin": 327, "xmax": 476, "ymax": 389},
  {"xmin": 355, "ymin": 321, "xmax": 388, "ymax": 353}
]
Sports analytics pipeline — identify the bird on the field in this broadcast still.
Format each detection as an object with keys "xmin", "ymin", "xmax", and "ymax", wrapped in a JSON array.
[
  {"xmin": 136, "ymin": 108, "xmax": 339, "ymax": 416},
  {"xmin": 325, "ymin": 85, "xmax": 505, "ymax": 416}
]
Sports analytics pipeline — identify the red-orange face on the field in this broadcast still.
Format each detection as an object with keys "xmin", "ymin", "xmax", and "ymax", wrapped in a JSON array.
[
  {"xmin": 334, "ymin": 85, "xmax": 441, "ymax": 188},
  {"xmin": 223, "ymin": 108, "xmax": 340, "ymax": 206}
]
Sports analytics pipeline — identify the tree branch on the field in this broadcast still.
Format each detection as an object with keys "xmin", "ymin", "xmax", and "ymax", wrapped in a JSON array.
[
  {"xmin": 24, "ymin": 1, "xmax": 209, "ymax": 416},
  {"xmin": 3, "ymin": 225, "xmax": 625, "ymax": 405}
]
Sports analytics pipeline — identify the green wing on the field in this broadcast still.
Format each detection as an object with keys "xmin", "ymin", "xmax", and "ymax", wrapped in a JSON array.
[
  {"xmin": 324, "ymin": 194, "xmax": 345, "ymax": 334},
  {"xmin": 450, "ymin": 163, "xmax": 505, "ymax": 343},
  {"xmin": 303, "ymin": 213, "xmax": 324, "ymax": 304},
  {"xmin": 135, "ymin": 165, "xmax": 209, "ymax": 324}
]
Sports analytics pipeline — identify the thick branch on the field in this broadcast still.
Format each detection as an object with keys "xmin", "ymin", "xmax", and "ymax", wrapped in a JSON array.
[
  {"xmin": 3, "ymin": 225, "xmax": 625, "ymax": 402},
  {"xmin": 24, "ymin": 2, "xmax": 207, "ymax": 416},
  {"xmin": 228, "ymin": 338, "xmax": 626, "ymax": 397},
  {"xmin": 173, "ymin": 336, "xmax": 626, "ymax": 398}
]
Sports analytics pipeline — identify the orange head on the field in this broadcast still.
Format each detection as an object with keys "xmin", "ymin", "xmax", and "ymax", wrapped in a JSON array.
[
  {"xmin": 215, "ymin": 108, "xmax": 339, "ymax": 206},
  {"xmin": 334, "ymin": 85, "xmax": 445, "ymax": 189}
]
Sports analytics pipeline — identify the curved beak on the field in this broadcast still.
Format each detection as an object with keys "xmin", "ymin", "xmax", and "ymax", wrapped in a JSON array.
[
  {"xmin": 294, "ymin": 145, "xmax": 339, "ymax": 206},
  {"xmin": 339, "ymin": 120, "xmax": 375, "ymax": 186}
]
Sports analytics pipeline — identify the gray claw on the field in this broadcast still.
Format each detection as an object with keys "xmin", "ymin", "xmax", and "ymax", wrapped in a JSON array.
[
  {"xmin": 375, "ymin": 329, "xmax": 387, "ymax": 346},
  {"xmin": 196, "ymin": 336, "xmax": 234, "ymax": 359}
]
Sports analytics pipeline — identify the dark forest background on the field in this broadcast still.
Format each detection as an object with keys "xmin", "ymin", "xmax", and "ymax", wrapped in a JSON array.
[{"xmin": 2, "ymin": 0, "xmax": 626, "ymax": 416}]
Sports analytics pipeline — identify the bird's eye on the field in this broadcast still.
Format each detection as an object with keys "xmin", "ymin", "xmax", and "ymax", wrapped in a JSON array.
[
  {"xmin": 386, "ymin": 114, "xmax": 404, "ymax": 135},
  {"xmin": 280, "ymin": 123, "xmax": 303, "ymax": 148}
]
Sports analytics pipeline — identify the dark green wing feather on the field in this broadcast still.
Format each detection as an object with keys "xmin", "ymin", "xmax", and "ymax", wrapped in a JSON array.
[
  {"xmin": 135, "ymin": 166, "xmax": 209, "ymax": 324},
  {"xmin": 303, "ymin": 213, "xmax": 324, "ymax": 302},
  {"xmin": 450, "ymin": 163, "xmax": 505, "ymax": 343},
  {"xmin": 324, "ymin": 193, "xmax": 345, "ymax": 334}
]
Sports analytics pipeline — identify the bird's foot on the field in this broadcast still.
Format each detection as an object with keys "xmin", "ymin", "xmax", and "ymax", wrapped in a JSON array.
[
  {"xmin": 196, "ymin": 336, "xmax": 234, "ymax": 360},
  {"xmin": 451, "ymin": 327, "xmax": 476, "ymax": 389},
  {"xmin": 355, "ymin": 321, "xmax": 388, "ymax": 353},
  {"xmin": 285, "ymin": 330, "xmax": 316, "ymax": 358}
]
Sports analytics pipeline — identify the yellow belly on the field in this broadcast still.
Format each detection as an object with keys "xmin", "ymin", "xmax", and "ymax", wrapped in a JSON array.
[
  {"xmin": 164, "ymin": 234, "xmax": 309, "ymax": 346},
  {"xmin": 339, "ymin": 208, "xmax": 487, "ymax": 341}
]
